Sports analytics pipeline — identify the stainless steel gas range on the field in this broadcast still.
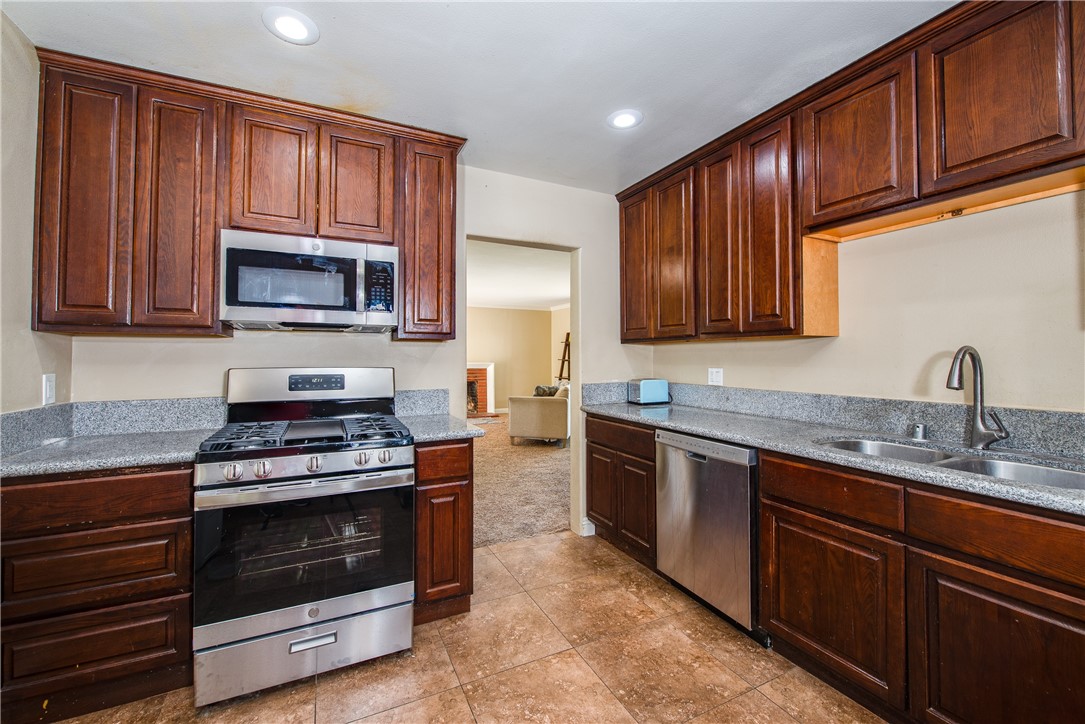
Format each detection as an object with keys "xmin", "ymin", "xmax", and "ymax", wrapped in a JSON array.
[{"xmin": 192, "ymin": 367, "xmax": 415, "ymax": 706}]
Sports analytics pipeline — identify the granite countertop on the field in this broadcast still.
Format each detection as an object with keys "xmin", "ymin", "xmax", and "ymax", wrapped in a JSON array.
[
  {"xmin": 0, "ymin": 415, "xmax": 483, "ymax": 479},
  {"xmin": 583, "ymin": 402, "xmax": 1085, "ymax": 517},
  {"xmin": 0, "ymin": 429, "xmax": 217, "ymax": 479}
]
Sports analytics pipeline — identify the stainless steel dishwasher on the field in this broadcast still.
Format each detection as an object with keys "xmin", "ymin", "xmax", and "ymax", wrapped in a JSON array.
[{"xmin": 656, "ymin": 430, "xmax": 757, "ymax": 630}]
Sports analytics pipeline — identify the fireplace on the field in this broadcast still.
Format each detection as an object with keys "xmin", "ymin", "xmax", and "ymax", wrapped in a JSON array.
[{"xmin": 466, "ymin": 363, "xmax": 494, "ymax": 417}]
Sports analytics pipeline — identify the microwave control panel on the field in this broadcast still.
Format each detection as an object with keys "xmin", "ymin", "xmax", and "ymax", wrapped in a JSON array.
[{"xmin": 364, "ymin": 260, "xmax": 395, "ymax": 313}]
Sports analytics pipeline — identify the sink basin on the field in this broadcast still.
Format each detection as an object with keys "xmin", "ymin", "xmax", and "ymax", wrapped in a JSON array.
[
  {"xmin": 820, "ymin": 439, "xmax": 956, "ymax": 464},
  {"xmin": 933, "ymin": 458, "xmax": 1085, "ymax": 491}
]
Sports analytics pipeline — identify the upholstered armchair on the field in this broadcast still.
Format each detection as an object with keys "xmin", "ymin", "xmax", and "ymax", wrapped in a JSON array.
[{"xmin": 508, "ymin": 386, "xmax": 570, "ymax": 446}]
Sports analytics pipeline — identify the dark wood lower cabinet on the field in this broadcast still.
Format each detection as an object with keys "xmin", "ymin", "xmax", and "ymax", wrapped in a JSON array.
[
  {"xmin": 413, "ymin": 440, "xmax": 474, "ymax": 624},
  {"xmin": 585, "ymin": 416, "xmax": 656, "ymax": 568},
  {"xmin": 908, "ymin": 549, "xmax": 1085, "ymax": 724},
  {"xmin": 760, "ymin": 500, "xmax": 907, "ymax": 710},
  {"xmin": 0, "ymin": 466, "xmax": 194, "ymax": 724}
]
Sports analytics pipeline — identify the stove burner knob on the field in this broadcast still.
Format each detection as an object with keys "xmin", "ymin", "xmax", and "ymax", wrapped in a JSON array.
[
  {"xmin": 223, "ymin": 463, "xmax": 244, "ymax": 482},
  {"xmin": 306, "ymin": 456, "xmax": 323, "ymax": 473},
  {"xmin": 378, "ymin": 450, "xmax": 393, "ymax": 464},
  {"xmin": 253, "ymin": 460, "xmax": 273, "ymax": 478},
  {"xmin": 354, "ymin": 451, "xmax": 372, "ymax": 466}
]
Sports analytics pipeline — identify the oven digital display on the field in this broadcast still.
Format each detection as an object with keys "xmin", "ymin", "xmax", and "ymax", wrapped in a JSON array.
[{"xmin": 288, "ymin": 374, "xmax": 346, "ymax": 391}]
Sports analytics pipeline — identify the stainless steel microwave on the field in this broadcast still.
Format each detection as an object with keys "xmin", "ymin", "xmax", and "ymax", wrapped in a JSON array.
[{"xmin": 219, "ymin": 230, "xmax": 397, "ymax": 333}]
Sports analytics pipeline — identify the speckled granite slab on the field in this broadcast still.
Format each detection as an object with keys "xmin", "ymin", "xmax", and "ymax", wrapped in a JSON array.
[
  {"xmin": 396, "ymin": 389, "xmax": 449, "ymax": 416},
  {"xmin": 0, "ymin": 404, "xmax": 73, "ymax": 456},
  {"xmin": 581, "ymin": 382, "xmax": 1084, "ymax": 460},
  {"xmin": 401, "ymin": 414, "xmax": 484, "ymax": 443},
  {"xmin": 582, "ymin": 401, "xmax": 1085, "ymax": 517},
  {"xmin": 0, "ymin": 429, "xmax": 215, "ymax": 479},
  {"xmin": 72, "ymin": 397, "xmax": 226, "ymax": 436}
]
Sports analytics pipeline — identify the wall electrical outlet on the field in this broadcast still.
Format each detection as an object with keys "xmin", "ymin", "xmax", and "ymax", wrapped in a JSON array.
[
  {"xmin": 42, "ymin": 373, "xmax": 56, "ymax": 406},
  {"xmin": 708, "ymin": 368, "xmax": 724, "ymax": 386}
]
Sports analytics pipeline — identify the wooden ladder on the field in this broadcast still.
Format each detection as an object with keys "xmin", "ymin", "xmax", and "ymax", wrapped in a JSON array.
[{"xmin": 557, "ymin": 332, "xmax": 571, "ymax": 382}]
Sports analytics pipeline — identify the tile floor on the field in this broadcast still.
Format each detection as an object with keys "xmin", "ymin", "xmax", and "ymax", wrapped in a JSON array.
[{"xmin": 64, "ymin": 532, "xmax": 885, "ymax": 724}]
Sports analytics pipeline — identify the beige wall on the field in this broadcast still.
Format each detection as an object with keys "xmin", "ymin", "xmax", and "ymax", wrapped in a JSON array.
[
  {"xmin": 466, "ymin": 306, "xmax": 553, "ymax": 409},
  {"xmin": 551, "ymin": 305, "xmax": 570, "ymax": 381},
  {"xmin": 0, "ymin": 14, "xmax": 73, "ymax": 413},
  {"xmin": 653, "ymin": 190, "xmax": 1085, "ymax": 413}
]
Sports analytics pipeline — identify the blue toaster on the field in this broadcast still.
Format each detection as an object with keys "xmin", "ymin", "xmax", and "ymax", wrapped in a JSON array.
[{"xmin": 627, "ymin": 378, "xmax": 670, "ymax": 405}]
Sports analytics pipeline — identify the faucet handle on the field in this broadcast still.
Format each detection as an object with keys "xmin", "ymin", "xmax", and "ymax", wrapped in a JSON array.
[{"xmin": 987, "ymin": 409, "xmax": 1010, "ymax": 440}]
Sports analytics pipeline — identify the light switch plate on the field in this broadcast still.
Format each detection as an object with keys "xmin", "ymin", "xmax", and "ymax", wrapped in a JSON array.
[
  {"xmin": 708, "ymin": 368, "xmax": 724, "ymax": 386},
  {"xmin": 42, "ymin": 373, "xmax": 56, "ymax": 405}
]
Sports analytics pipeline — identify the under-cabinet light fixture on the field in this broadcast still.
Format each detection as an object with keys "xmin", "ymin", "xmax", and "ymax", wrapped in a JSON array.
[
  {"xmin": 607, "ymin": 109, "xmax": 644, "ymax": 129},
  {"xmin": 262, "ymin": 6, "xmax": 320, "ymax": 45}
]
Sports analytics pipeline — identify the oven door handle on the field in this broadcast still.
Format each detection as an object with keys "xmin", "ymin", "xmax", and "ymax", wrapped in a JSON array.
[{"xmin": 194, "ymin": 469, "xmax": 415, "ymax": 510}]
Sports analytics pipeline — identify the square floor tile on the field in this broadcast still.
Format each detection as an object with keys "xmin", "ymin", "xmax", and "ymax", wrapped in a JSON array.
[
  {"xmin": 491, "ymin": 534, "xmax": 627, "ymax": 590},
  {"xmin": 472, "ymin": 550, "xmax": 524, "ymax": 604},
  {"xmin": 689, "ymin": 689, "xmax": 797, "ymax": 723},
  {"xmin": 528, "ymin": 569, "xmax": 660, "ymax": 645},
  {"xmin": 670, "ymin": 607, "xmax": 792, "ymax": 686},
  {"xmin": 577, "ymin": 618, "xmax": 750, "ymax": 723},
  {"xmin": 607, "ymin": 563, "xmax": 698, "ymax": 616},
  {"xmin": 314, "ymin": 623, "xmax": 459, "ymax": 724},
  {"xmin": 463, "ymin": 650, "xmax": 635, "ymax": 724},
  {"xmin": 757, "ymin": 667, "xmax": 886, "ymax": 724},
  {"xmin": 356, "ymin": 687, "xmax": 475, "ymax": 723},
  {"xmin": 437, "ymin": 592, "xmax": 571, "ymax": 683},
  {"xmin": 161, "ymin": 680, "xmax": 315, "ymax": 724}
]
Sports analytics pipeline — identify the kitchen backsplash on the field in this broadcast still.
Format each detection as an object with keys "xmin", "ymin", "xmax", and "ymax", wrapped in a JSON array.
[
  {"xmin": 582, "ymin": 382, "xmax": 1085, "ymax": 461},
  {"xmin": 1, "ymin": 389, "xmax": 451, "ymax": 458}
]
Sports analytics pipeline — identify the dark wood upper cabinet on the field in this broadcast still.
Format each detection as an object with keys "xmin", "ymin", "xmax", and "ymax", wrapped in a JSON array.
[
  {"xmin": 801, "ymin": 53, "xmax": 918, "ymax": 227},
  {"xmin": 908, "ymin": 549, "xmax": 1085, "ymax": 724},
  {"xmin": 618, "ymin": 168, "xmax": 695, "ymax": 342},
  {"xmin": 918, "ymin": 1, "xmax": 1085, "ymax": 195},
  {"xmin": 397, "ymin": 139, "xmax": 457, "ymax": 340},
  {"xmin": 619, "ymin": 189, "xmax": 652, "ymax": 341},
  {"xmin": 741, "ymin": 116, "xmax": 796, "ymax": 334},
  {"xmin": 650, "ymin": 167, "xmax": 697, "ymax": 339},
  {"xmin": 697, "ymin": 143, "xmax": 742, "ymax": 335},
  {"xmin": 133, "ymin": 87, "xmax": 218, "ymax": 329},
  {"xmin": 317, "ymin": 124, "xmax": 395, "ymax": 243},
  {"xmin": 36, "ymin": 68, "xmax": 136, "ymax": 327},
  {"xmin": 228, "ymin": 104, "xmax": 318, "ymax": 235}
]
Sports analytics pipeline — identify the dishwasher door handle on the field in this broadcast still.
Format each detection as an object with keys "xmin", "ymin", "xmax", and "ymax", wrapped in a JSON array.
[{"xmin": 686, "ymin": 451, "xmax": 708, "ymax": 463}]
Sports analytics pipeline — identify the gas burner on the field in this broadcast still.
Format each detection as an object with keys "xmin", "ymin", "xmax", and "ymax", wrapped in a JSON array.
[{"xmin": 200, "ymin": 421, "xmax": 289, "ymax": 452}]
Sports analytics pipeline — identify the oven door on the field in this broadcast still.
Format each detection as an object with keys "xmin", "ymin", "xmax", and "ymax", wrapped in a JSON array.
[{"xmin": 193, "ymin": 470, "xmax": 414, "ymax": 650}]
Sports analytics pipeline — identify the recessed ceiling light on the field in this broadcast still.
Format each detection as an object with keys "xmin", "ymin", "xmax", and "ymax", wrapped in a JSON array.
[
  {"xmin": 607, "ymin": 109, "xmax": 643, "ymax": 129},
  {"xmin": 262, "ymin": 6, "xmax": 320, "ymax": 45}
]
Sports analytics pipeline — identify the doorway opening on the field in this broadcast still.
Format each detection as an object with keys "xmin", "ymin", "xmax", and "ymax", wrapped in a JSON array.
[{"xmin": 465, "ymin": 236, "xmax": 576, "ymax": 547}]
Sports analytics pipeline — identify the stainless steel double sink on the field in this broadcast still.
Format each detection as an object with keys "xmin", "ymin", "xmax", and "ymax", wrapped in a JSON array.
[{"xmin": 819, "ymin": 439, "xmax": 1085, "ymax": 491}]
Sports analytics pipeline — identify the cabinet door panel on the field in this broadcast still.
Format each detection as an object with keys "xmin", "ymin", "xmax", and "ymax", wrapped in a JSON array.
[
  {"xmin": 741, "ymin": 117, "xmax": 796, "ymax": 334},
  {"xmin": 586, "ymin": 443, "xmax": 618, "ymax": 530},
  {"xmin": 415, "ymin": 480, "xmax": 472, "ymax": 602},
  {"xmin": 133, "ymin": 87, "xmax": 217, "ymax": 328},
  {"xmin": 651, "ymin": 167, "xmax": 696, "ymax": 339},
  {"xmin": 228, "ymin": 105, "xmax": 317, "ymax": 234},
  {"xmin": 398, "ymin": 139, "xmax": 456, "ymax": 339},
  {"xmin": 697, "ymin": 144, "xmax": 742, "ymax": 335},
  {"xmin": 761, "ymin": 502, "xmax": 906, "ymax": 709},
  {"xmin": 37, "ymin": 69, "xmax": 135, "ymax": 326},
  {"xmin": 919, "ymin": 1, "xmax": 1085, "ymax": 195},
  {"xmin": 802, "ymin": 53, "xmax": 918, "ymax": 226},
  {"xmin": 616, "ymin": 454, "xmax": 655, "ymax": 566},
  {"xmin": 318, "ymin": 124, "xmax": 395, "ymax": 243},
  {"xmin": 619, "ymin": 190, "xmax": 652, "ymax": 341},
  {"xmin": 908, "ymin": 549, "xmax": 1085, "ymax": 723}
]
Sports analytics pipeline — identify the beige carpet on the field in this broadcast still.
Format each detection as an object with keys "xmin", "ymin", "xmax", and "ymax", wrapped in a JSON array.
[{"xmin": 472, "ymin": 415, "xmax": 570, "ymax": 547}]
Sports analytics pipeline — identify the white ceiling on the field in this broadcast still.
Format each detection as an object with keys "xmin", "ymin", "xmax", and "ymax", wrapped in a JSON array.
[
  {"xmin": 466, "ymin": 239, "xmax": 570, "ymax": 310},
  {"xmin": 3, "ymin": 1, "xmax": 955, "ymax": 195}
]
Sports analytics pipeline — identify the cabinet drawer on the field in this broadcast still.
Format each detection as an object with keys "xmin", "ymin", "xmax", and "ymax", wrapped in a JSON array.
[
  {"xmin": 760, "ymin": 455, "xmax": 904, "ymax": 532},
  {"xmin": 906, "ymin": 489, "xmax": 1085, "ymax": 589},
  {"xmin": 585, "ymin": 416, "xmax": 655, "ymax": 460},
  {"xmin": 416, "ymin": 441, "xmax": 473, "ymax": 482},
  {"xmin": 1, "ymin": 469, "xmax": 192, "ymax": 539},
  {"xmin": 2, "ymin": 518, "xmax": 192, "ymax": 622},
  {"xmin": 1, "ymin": 593, "xmax": 191, "ymax": 699}
]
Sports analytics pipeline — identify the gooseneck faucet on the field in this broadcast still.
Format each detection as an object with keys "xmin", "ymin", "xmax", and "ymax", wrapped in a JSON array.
[{"xmin": 946, "ymin": 345, "xmax": 1009, "ymax": 449}]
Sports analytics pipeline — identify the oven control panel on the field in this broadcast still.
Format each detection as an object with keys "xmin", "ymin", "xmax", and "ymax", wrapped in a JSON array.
[{"xmin": 195, "ymin": 445, "xmax": 415, "ymax": 487}]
